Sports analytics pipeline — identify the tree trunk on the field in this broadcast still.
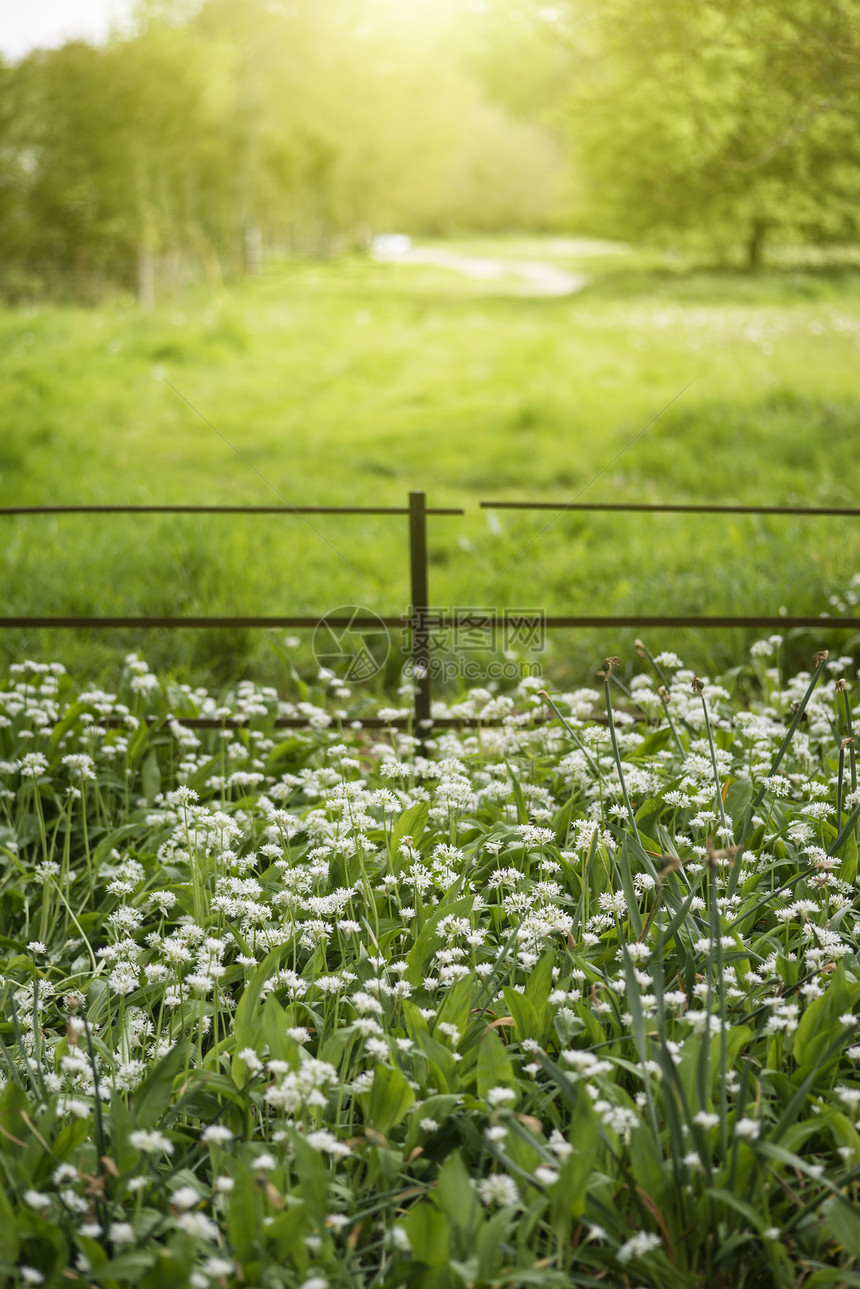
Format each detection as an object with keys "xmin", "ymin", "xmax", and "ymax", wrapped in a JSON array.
[
  {"xmin": 137, "ymin": 242, "xmax": 155, "ymax": 309},
  {"xmin": 244, "ymin": 224, "xmax": 263, "ymax": 275},
  {"xmin": 747, "ymin": 219, "xmax": 766, "ymax": 271}
]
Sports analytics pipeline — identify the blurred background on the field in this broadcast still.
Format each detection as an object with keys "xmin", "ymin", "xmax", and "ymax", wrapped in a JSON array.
[{"xmin": 2, "ymin": 0, "xmax": 860, "ymax": 693}]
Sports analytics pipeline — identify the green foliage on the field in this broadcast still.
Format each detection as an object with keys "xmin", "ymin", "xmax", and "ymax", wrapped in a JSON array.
[
  {"xmin": 0, "ymin": 0, "xmax": 565, "ymax": 303},
  {"xmin": 561, "ymin": 0, "xmax": 860, "ymax": 265}
]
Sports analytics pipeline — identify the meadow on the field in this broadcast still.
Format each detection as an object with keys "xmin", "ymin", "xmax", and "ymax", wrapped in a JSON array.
[
  {"xmin": 3, "ymin": 640, "xmax": 860, "ymax": 1287},
  {"xmin": 3, "ymin": 239, "xmax": 860, "ymax": 691}
]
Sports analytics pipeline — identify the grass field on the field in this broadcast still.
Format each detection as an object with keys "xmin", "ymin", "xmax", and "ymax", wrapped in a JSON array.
[{"xmin": 3, "ymin": 238, "xmax": 860, "ymax": 690}]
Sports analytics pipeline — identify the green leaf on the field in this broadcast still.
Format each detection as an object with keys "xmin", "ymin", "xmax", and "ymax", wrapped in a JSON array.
[
  {"xmin": 475, "ymin": 1204, "xmax": 517, "ymax": 1279},
  {"xmin": 524, "ymin": 948, "xmax": 554, "ymax": 1013},
  {"xmin": 413, "ymin": 1029, "xmax": 459, "ymax": 1094},
  {"xmin": 184, "ymin": 1069, "xmax": 245, "ymax": 1111},
  {"xmin": 477, "ymin": 1028, "xmax": 515, "ymax": 1099},
  {"xmin": 138, "ymin": 1242, "xmax": 197, "ymax": 1289},
  {"xmin": 839, "ymin": 833, "xmax": 858, "ymax": 885},
  {"xmin": 629, "ymin": 1125, "xmax": 667, "ymax": 1207},
  {"xmin": 141, "ymin": 750, "xmax": 161, "ymax": 803},
  {"xmin": 232, "ymin": 946, "xmax": 287, "ymax": 1081},
  {"xmin": 48, "ymin": 699, "xmax": 97, "ymax": 748},
  {"xmin": 405, "ymin": 1093, "xmax": 461, "ymax": 1149},
  {"xmin": 502, "ymin": 987, "xmax": 541, "ymax": 1044},
  {"xmin": 724, "ymin": 777, "xmax": 754, "ymax": 822},
  {"xmin": 405, "ymin": 893, "xmax": 474, "ymax": 986},
  {"xmin": 109, "ymin": 1093, "xmax": 140, "ymax": 1174},
  {"xmin": 227, "ymin": 1162, "xmax": 259, "ymax": 1262},
  {"xmin": 433, "ymin": 1150, "xmax": 480, "ymax": 1236},
  {"xmin": 705, "ymin": 1186, "xmax": 765, "ymax": 1232},
  {"xmin": 390, "ymin": 802, "xmax": 429, "ymax": 869},
  {"xmin": 264, "ymin": 1202, "xmax": 309, "ymax": 1265},
  {"xmin": 629, "ymin": 726, "xmax": 673, "ymax": 759},
  {"xmin": 0, "ymin": 1080, "xmax": 31, "ymax": 1153},
  {"xmin": 550, "ymin": 1094, "xmax": 598, "ymax": 1229},
  {"xmin": 0, "ymin": 1186, "xmax": 20, "ymax": 1263},
  {"xmin": 793, "ymin": 964, "xmax": 853, "ymax": 1074},
  {"xmin": 131, "ymin": 1040, "xmax": 186, "ymax": 1129},
  {"xmin": 617, "ymin": 836, "xmax": 642, "ymax": 937},
  {"xmin": 823, "ymin": 1195, "xmax": 860, "ymax": 1258},
  {"xmin": 74, "ymin": 1235, "xmax": 108, "ymax": 1271},
  {"xmin": 88, "ymin": 1252, "xmax": 158, "ymax": 1282},
  {"xmin": 506, "ymin": 763, "xmax": 529, "ymax": 825},
  {"xmin": 829, "ymin": 1110, "xmax": 860, "ymax": 1166},
  {"xmin": 404, "ymin": 1201, "xmax": 450, "ymax": 1267},
  {"xmin": 91, "ymin": 823, "xmax": 145, "ymax": 866},
  {"xmin": 52, "ymin": 1115, "xmax": 91, "ymax": 1161},
  {"xmin": 710, "ymin": 1024, "xmax": 752, "ymax": 1094},
  {"xmin": 292, "ymin": 1134, "xmax": 329, "ymax": 1228},
  {"xmin": 436, "ymin": 975, "xmax": 473, "ymax": 1039},
  {"xmin": 364, "ymin": 1063, "xmax": 415, "ymax": 1135},
  {"xmin": 262, "ymin": 993, "xmax": 293, "ymax": 1063}
]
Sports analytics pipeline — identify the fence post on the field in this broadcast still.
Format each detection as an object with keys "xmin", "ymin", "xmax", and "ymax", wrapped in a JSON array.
[{"xmin": 408, "ymin": 491, "xmax": 432, "ymax": 734}]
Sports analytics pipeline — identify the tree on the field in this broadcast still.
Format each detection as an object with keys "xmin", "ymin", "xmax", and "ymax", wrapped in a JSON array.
[
  {"xmin": 556, "ymin": 0, "xmax": 860, "ymax": 266},
  {"xmin": 0, "ymin": 0, "xmax": 570, "ymax": 301}
]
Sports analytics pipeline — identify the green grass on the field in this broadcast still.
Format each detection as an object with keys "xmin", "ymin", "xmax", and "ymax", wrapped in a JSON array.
[{"xmin": 3, "ymin": 238, "xmax": 860, "ymax": 689}]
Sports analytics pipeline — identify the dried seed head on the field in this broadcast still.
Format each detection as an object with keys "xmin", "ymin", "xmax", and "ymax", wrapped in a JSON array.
[
  {"xmin": 658, "ymin": 685, "xmax": 671, "ymax": 702},
  {"xmin": 841, "ymin": 737, "xmax": 854, "ymax": 750},
  {"xmin": 634, "ymin": 639, "xmax": 647, "ymax": 657},
  {"xmin": 707, "ymin": 838, "xmax": 741, "ymax": 867},
  {"xmin": 691, "ymin": 677, "xmax": 705, "ymax": 693},
  {"xmin": 835, "ymin": 678, "xmax": 848, "ymax": 692},
  {"xmin": 600, "ymin": 656, "xmax": 621, "ymax": 680},
  {"xmin": 814, "ymin": 650, "xmax": 829, "ymax": 667}
]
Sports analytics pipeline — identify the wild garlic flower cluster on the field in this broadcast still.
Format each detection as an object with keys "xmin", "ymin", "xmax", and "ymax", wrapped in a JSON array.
[{"xmin": 1, "ymin": 644, "xmax": 860, "ymax": 1287}]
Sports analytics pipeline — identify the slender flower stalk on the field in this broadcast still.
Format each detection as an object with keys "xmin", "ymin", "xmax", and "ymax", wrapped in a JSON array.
[
  {"xmin": 740, "ymin": 649, "xmax": 830, "ymax": 842},
  {"xmin": 836, "ymin": 680, "xmax": 857, "ymax": 794},
  {"xmin": 693, "ymin": 677, "xmax": 730, "ymax": 840},
  {"xmin": 538, "ymin": 689, "xmax": 603, "ymax": 781},
  {"xmin": 836, "ymin": 679, "xmax": 858, "ymax": 846},
  {"xmin": 601, "ymin": 658, "xmax": 640, "ymax": 843},
  {"xmin": 634, "ymin": 638, "xmax": 685, "ymax": 754}
]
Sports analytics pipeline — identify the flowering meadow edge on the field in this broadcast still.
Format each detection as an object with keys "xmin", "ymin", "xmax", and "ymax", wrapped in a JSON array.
[{"xmin": 1, "ymin": 642, "xmax": 860, "ymax": 1288}]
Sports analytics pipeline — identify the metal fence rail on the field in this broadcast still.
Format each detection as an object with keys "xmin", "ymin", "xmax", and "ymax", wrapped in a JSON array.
[
  {"xmin": 0, "ymin": 493, "xmax": 456, "ymax": 731},
  {"xmin": 480, "ymin": 501, "xmax": 860, "ymax": 516},
  {"xmin": 2, "ymin": 492, "xmax": 857, "ymax": 732}
]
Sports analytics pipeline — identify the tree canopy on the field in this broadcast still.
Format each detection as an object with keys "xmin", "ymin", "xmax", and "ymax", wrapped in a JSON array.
[
  {"xmin": 557, "ymin": 0, "xmax": 860, "ymax": 265},
  {"xmin": 0, "ymin": 0, "xmax": 566, "ymax": 300},
  {"xmin": 4, "ymin": 0, "xmax": 860, "ymax": 298}
]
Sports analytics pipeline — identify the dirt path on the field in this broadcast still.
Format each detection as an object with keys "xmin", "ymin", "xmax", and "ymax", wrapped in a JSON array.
[{"xmin": 372, "ymin": 242, "xmax": 591, "ymax": 296}]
